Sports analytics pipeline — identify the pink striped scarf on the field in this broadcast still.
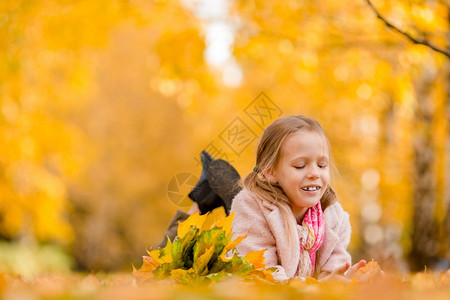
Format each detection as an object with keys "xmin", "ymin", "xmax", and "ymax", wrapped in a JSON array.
[{"xmin": 296, "ymin": 201, "xmax": 325, "ymax": 277}]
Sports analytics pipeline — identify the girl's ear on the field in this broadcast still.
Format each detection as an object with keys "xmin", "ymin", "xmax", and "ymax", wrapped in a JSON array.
[{"xmin": 264, "ymin": 168, "xmax": 278, "ymax": 184}]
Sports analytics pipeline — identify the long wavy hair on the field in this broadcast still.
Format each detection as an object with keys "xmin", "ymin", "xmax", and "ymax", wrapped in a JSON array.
[{"xmin": 241, "ymin": 115, "xmax": 338, "ymax": 244}]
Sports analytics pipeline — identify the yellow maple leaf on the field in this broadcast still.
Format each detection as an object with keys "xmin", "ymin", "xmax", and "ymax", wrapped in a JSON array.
[
  {"xmin": 220, "ymin": 234, "xmax": 247, "ymax": 260},
  {"xmin": 193, "ymin": 246, "xmax": 215, "ymax": 275},
  {"xmin": 147, "ymin": 240, "xmax": 173, "ymax": 265},
  {"xmin": 177, "ymin": 212, "xmax": 207, "ymax": 238},
  {"xmin": 202, "ymin": 207, "xmax": 227, "ymax": 231},
  {"xmin": 245, "ymin": 249, "xmax": 266, "ymax": 269},
  {"xmin": 215, "ymin": 211, "xmax": 234, "ymax": 236},
  {"xmin": 139, "ymin": 256, "xmax": 161, "ymax": 272}
]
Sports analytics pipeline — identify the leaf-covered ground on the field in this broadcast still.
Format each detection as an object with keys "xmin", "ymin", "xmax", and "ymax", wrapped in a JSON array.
[
  {"xmin": 2, "ymin": 210, "xmax": 449, "ymax": 299},
  {"xmin": 1, "ymin": 270, "xmax": 450, "ymax": 300}
]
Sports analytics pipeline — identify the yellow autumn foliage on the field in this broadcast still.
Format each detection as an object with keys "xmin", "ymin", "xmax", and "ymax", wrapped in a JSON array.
[{"xmin": 0, "ymin": 0, "xmax": 449, "ymax": 274}]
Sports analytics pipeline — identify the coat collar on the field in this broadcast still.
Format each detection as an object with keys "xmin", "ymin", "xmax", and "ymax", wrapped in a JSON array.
[
  {"xmin": 260, "ymin": 196, "xmax": 340, "ymax": 278},
  {"xmin": 242, "ymin": 189, "xmax": 341, "ymax": 278},
  {"xmin": 263, "ymin": 203, "xmax": 300, "ymax": 278}
]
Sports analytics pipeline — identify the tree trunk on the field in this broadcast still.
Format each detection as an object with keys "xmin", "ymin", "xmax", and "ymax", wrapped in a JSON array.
[
  {"xmin": 409, "ymin": 67, "xmax": 439, "ymax": 271},
  {"xmin": 445, "ymin": 63, "xmax": 450, "ymax": 267},
  {"xmin": 444, "ymin": 4, "xmax": 450, "ymax": 266}
]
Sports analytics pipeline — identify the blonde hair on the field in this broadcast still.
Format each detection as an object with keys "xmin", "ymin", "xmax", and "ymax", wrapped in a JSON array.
[{"xmin": 242, "ymin": 115, "xmax": 337, "ymax": 244}]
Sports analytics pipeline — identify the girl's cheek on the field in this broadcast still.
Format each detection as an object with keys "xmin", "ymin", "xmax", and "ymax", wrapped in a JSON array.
[{"xmin": 321, "ymin": 170, "xmax": 330, "ymax": 178}]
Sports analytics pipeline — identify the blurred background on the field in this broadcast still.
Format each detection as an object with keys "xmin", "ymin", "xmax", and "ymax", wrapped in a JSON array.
[{"xmin": 0, "ymin": 0, "xmax": 449, "ymax": 276}]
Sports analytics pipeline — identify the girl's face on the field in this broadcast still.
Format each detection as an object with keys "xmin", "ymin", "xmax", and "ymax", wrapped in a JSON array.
[{"xmin": 267, "ymin": 130, "xmax": 330, "ymax": 220}]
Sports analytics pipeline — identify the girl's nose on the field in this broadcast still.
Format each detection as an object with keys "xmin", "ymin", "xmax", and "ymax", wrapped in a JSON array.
[{"xmin": 307, "ymin": 165, "xmax": 320, "ymax": 179}]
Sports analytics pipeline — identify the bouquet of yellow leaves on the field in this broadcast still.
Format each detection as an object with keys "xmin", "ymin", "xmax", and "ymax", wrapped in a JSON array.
[{"xmin": 134, "ymin": 208, "xmax": 275, "ymax": 285}]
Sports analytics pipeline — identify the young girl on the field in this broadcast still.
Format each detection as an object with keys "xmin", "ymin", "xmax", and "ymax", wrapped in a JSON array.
[{"xmin": 231, "ymin": 115, "xmax": 366, "ymax": 281}]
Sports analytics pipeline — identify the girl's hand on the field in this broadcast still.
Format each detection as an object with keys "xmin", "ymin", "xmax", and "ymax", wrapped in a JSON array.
[
  {"xmin": 344, "ymin": 260, "xmax": 367, "ymax": 278},
  {"xmin": 317, "ymin": 260, "xmax": 367, "ymax": 282}
]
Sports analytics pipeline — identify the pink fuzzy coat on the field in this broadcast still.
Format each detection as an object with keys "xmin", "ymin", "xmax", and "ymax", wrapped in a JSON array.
[{"xmin": 231, "ymin": 188, "xmax": 352, "ymax": 281}]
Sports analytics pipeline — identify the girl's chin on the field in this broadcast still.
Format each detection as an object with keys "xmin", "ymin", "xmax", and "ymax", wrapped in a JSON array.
[{"xmin": 291, "ymin": 200, "xmax": 321, "ymax": 218}]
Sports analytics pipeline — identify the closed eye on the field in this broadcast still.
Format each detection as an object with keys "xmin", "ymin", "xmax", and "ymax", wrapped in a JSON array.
[
  {"xmin": 294, "ymin": 166, "xmax": 305, "ymax": 169},
  {"xmin": 318, "ymin": 164, "xmax": 328, "ymax": 168}
]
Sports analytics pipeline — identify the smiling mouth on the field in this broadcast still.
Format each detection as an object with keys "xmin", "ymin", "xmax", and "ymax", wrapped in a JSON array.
[{"xmin": 301, "ymin": 186, "xmax": 321, "ymax": 191}]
